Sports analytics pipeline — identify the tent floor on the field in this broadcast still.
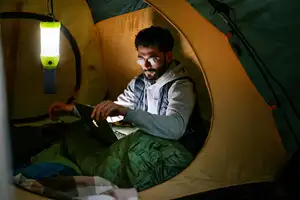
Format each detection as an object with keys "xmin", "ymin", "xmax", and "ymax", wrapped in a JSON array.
[
  {"xmin": 177, "ymin": 148, "xmax": 300, "ymax": 200},
  {"xmin": 176, "ymin": 182, "xmax": 291, "ymax": 200}
]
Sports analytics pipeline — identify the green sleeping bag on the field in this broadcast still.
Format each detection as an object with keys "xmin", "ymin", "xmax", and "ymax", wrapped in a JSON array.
[
  {"xmin": 64, "ymin": 129, "xmax": 194, "ymax": 191},
  {"xmin": 31, "ymin": 121, "xmax": 194, "ymax": 191}
]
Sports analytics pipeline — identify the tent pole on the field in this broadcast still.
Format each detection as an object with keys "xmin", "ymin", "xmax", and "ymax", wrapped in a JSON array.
[
  {"xmin": 3, "ymin": 2, "xmax": 23, "ymax": 118},
  {"xmin": 0, "ymin": 23, "xmax": 13, "ymax": 200}
]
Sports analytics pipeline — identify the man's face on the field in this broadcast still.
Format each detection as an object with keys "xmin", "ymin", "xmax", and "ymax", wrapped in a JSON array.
[{"xmin": 137, "ymin": 46, "xmax": 171, "ymax": 80}]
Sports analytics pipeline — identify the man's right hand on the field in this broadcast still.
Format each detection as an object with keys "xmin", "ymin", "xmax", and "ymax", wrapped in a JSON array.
[{"xmin": 48, "ymin": 102, "xmax": 74, "ymax": 120}]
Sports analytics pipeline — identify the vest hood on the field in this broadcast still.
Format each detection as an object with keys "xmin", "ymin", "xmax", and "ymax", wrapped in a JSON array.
[{"xmin": 152, "ymin": 59, "xmax": 190, "ymax": 88}]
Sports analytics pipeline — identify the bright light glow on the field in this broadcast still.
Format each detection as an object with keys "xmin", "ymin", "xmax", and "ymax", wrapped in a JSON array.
[
  {"xmin": 107, "ymin": 116, "xmax": 124, "ymax": 123},
  {"xmin": 136, "ymin": 57, "xmax": 159, "ymax": 66},
  {"xmin": 40, "ymin": 22, "xmax": 60, "ymax": 69},
  {"xmin": 40, "ymin": 22, "xmax": 60, "ymax": 57}
]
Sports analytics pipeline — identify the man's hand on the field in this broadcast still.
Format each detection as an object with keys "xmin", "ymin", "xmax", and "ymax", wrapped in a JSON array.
[
  {"xmin": 48, "ymin": 102, "xmax": 74, "ymax": 120},
  {"xmin": 91, "ymin": 100, "xmax": 129, "ymax": 121}
]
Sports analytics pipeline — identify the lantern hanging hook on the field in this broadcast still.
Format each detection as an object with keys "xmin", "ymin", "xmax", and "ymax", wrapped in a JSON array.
[{"xmin": 47, "ymin": 0, "xmax": 55, "ymax": 20}]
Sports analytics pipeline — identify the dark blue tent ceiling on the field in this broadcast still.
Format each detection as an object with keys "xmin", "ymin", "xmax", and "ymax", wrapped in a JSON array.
[
  {"xmin": 86, "ymin": 0, "xmax": 211, "ymax": 23},
  {"xmin": 86, "ymin": 0, "xmax": 300, "ymax": 154},
  {"xmin": 86, "ymin": 0, "xmax": 148, "ymax": 23}
]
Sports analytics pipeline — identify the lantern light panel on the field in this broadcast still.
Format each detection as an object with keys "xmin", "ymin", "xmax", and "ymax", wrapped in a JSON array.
[{"xmin": 40, "ymin": 21, "xmax": 61, "ymax": 69}]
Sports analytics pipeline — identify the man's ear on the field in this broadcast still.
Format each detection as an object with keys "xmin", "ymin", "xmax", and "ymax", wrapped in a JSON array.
[{"xmin": 165, "ymin": 51, "xmax": 173, "ymax": 64}]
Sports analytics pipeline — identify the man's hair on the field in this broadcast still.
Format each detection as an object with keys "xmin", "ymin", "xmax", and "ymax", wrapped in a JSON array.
[{"xmin": 135, "ymin": 26, "xmax": 174, "ymax": 52}]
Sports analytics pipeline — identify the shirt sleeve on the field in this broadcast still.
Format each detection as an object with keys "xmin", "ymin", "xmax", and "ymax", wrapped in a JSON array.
[{"xmin": 124, "ymin": 79, "xmax": 196, "ymax": 140}]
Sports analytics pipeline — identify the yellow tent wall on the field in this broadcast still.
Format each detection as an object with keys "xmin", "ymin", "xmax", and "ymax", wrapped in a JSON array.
[{"xmin": 4, "ymin": 0, "xmax": 287, "ymax": 199}]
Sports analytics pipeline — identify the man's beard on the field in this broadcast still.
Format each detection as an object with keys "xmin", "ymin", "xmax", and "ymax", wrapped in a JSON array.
[{"xmin": 143, "ymin": 67, "xmax": 166, "ymax": 81}]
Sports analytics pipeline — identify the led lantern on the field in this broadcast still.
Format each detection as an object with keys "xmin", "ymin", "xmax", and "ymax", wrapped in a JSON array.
[
  {"xmin": 40, "ymin": 21, "xmax": 61, "ymax": 94},
  {"xmin": 40, "ymin": 21, "xmax": 60, "ymax": 68}
]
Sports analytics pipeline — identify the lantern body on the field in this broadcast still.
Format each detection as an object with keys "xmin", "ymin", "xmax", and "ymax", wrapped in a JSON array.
[{"xmin": 40, "ymin": 22, "xmax": 61, "ymax": 69}]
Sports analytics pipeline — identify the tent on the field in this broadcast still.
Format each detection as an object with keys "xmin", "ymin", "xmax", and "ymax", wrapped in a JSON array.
[{"xmin": 0, "ymin": 0, "xmax": 296, "ymax": 199}]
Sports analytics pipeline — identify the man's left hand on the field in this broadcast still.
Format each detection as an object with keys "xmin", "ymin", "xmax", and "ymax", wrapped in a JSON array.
[{"xmin": 91, "ymin": 100, "xmax": 129, "ymax": 121}]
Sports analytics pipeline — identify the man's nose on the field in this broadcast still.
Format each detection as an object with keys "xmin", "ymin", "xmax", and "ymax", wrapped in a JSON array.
[{"xmin": 144, "ymin": 60, "xmax": 151, "ymax": 69}]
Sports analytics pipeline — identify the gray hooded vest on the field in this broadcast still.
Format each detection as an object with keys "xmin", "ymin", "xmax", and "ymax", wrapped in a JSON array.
[{"xmin": 133, "ymin": 61, "xmax": 207, "ymax": 155}]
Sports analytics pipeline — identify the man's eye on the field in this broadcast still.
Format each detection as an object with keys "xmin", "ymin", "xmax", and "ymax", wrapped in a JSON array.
[
  {"xmin": 137, "ymin": 58, "xmax": 145, "ymax": 66},
  {"xmin": 148, "ymin": 57, "xmax": 158, "ymax": 65}
]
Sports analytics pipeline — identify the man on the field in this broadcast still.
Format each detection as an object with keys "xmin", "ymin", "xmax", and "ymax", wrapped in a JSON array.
[{"xmin": 50, "ymin": 26, "xmax": 197, "ymax": 142}]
